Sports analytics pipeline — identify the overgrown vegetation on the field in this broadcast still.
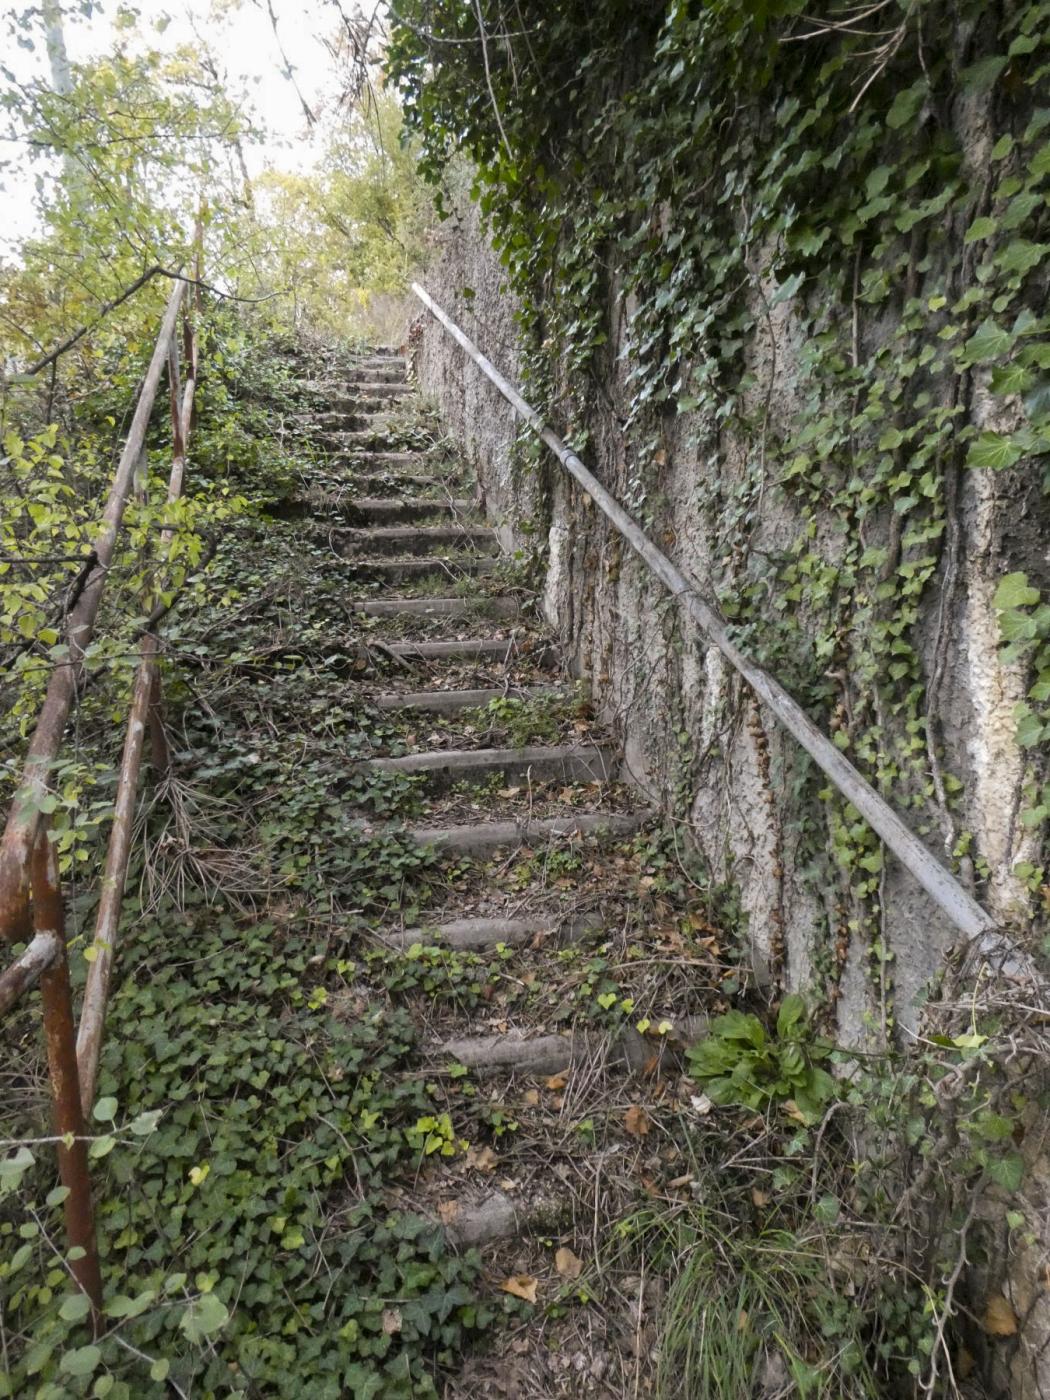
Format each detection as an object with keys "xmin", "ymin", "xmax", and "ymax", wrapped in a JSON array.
[{"xmin": 386, "ymin": 0, "xmax": 1050, "ymax": 1392}]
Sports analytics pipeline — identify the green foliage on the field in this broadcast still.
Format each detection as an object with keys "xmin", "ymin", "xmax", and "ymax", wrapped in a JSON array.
[
  {"xmin": 994, "ymin": 571, "xmax": 1050, "ymax": 882},
  {"xmin": 1, "ymin": 332, "xmax": 492, "ymax": 1397},
  {"xmin": 686, "ymin": 995, "xmax": 837, "ymax": 1122},
  {"xmin": 2, "ymin": 914, "xmax": 485, "ymax": 1398}
]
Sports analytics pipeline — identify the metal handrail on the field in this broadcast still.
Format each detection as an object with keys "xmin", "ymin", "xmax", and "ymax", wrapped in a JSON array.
[
  {"xmin": 411, "ymin": 281, "xmax": 1007, "ymax": 950},
  {"xmin": 0, "ymin": 274, "xmax": 202, "ymax": 1322}
]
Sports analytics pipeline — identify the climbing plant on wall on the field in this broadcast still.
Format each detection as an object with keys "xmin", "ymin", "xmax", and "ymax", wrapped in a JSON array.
[{"xmin": 389, "ymin": 0, "xmax": 1050, "ymax": 1002}]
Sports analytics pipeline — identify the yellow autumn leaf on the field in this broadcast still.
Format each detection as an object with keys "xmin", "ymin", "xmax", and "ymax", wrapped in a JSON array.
[{"xmin": 500, "ymin": 1274, "xmax": 539, "ymax": 1304}]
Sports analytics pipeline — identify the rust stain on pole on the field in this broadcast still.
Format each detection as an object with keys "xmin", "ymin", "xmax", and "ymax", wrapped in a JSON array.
[{"xmin": 32, "ymin": 830, "xmax": 104, "ymax": 1326}]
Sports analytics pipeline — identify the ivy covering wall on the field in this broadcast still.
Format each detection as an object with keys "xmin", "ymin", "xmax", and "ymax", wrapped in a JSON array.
[{"xmin": 390, "ymin": 0, "xmax": 1050, "ymax": 1034}]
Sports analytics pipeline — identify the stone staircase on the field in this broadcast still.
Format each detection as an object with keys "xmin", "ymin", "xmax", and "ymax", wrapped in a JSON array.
[{"xmin": 298, "ymin": 347, "xmax": 713, "ymax": 1395}]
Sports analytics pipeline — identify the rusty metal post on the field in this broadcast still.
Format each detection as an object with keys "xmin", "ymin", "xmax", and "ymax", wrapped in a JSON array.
[
  {"xmin": 32, "ymin": 829, "xmax": 104, "ymax": 1325},
  {"xmin": 76, "ymin": 644, "xmax": 155, "ymax": 1112}
]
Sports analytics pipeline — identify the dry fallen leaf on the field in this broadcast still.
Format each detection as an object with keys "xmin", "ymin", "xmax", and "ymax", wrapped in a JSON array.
[
  {"xmin": 382, "ymin": 1308, "xmax": 402, "ymax": 1335},
  {"xmin": 782, "ymin": 1099, "xmax": 807, "ymax": 1124},
  {"xmin": 498, "ymin": 786, "xmax": 522, "ymax": 799},
  {"xmin": 523, "ymin": 1088, "xmax": 540, "ymax": 1107},
  {"xmin": 545, "ymin": 1071, "xmax": 568, "ymax": 1091},
  {"xmin": 466, "ymin": 1145, "xmax": 498, "ymax": 1173},
  {"xmin": 751, "ymin": 1187, "xmax": 771, "ymax": 1207},
  {"xmin": 624, "ymin": 1104, "xmax": 651, "ymax": 1138},
  {"xmin": 555, "ymin": 1247, "xmax": 583, "ymax": 1281},
  {"xmin": 690, "ymin": 1093, "xmax": 714, "ymax": 1117},
  {"xmin": 437, "ymin": 1201, "xmax": 460, "ymax": 1225},
  {"xmin": 982, "ymin": 1294, "xmax": 1018, "ymax": 1337},
  {"xmin": 668, "ymin": 1173, "xmax": 694, "ymax": 1190},
  {"xmin": 500, "ymin": 1274, "xmax": 539, "ymax": 1304}
]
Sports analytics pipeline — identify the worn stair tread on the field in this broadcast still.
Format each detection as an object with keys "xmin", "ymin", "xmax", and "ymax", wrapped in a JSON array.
[
  {"xmin": 354, "ymin": 743, "xmax": 615, "ymax": 785},
  {"xmin": 344, "ymin": 557, "xmax": 499, "ymax": 581},
  {"xmin": 348, "ymin": 499, "xmax": 478, "ymax": 526},
  {"xmin": 403, "ymin": 809, "xmax": 653, "ymax": 855},
  {"xmin": 439, "ymin": 1187, "xmax": 566, "ymax": 1249},
  {"xmin": 380, "ymin": 637, "xmax": 548, "ymax": 662},
  {"xmin": 356, "ymin": 597, "xmax": 519, "ymax": 619},
  {"xmin": 432, "ymin": 1016, "xmax": 709, "ymax": 1077},
  {"xmin": 336, "ymin": 525, "xmax": 497, "ymax": 555},
  {"xmin": 371, "ymin": 683, "xmax": 570, "ymax": 713},
  {"xmin": 351, "ymin": 474, "xmax": 452, "ymax": 495},
  {"xmin": 372, "ymin": 912, "xmax": 601, "ymax": 952},
  {"xmin": 352, "ymin": 496, "xmax": 474, "ymax": 514}
]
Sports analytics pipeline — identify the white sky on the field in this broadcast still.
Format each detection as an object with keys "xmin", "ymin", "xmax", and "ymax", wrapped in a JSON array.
[{"xmin": 1, "ymin": 0, "xmax": 381, "ymax": 252}]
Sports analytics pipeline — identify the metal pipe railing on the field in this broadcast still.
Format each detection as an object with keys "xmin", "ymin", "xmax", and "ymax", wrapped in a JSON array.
[
  {"xmin": 76, "ymin": 303, "xmax": 200, "ymax": 1113},
  {"xmin": 0, "ymin": 279, "xmax": 186, "ymax": 941},
  {"xmin": 0, "ymin": 275, "xmax": 202, "ymax": 1321},
  {"xmin": 411, "ymin": 281, "xmax": 1003, "ymax": 950}
]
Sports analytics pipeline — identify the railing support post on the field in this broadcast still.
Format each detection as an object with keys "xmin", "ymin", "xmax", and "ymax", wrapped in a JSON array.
[{"xmin": 32, "ymin": 829, "xmax": 103, "ymax": 1327}]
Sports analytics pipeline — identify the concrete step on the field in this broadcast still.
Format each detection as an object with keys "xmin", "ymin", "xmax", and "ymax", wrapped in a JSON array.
[
  {"xmin": 323, "ymin": 429, "xmax": 418, "ymax": 452},
  {"xmin": 333, "ymin": 525, "xmax": 499, "ymax": 558},
  {"xmin": 380, "ymin": 638, "xmax": 554, "ymax": 664},
  {"xmin": 353, "ymin": 743, "xmax": 616, "ymax": 791},
  {"xmin": 351, "ymin": 498, "xmax": 475, "ymax": 524},
  {"xmin": 344, "ymin": 366, "xmax": 407, "ymax": 385},
  {"xmin": 371, "ymin": 683, "xmax": 570, "ymax": 714},
  {"xmin": 344, "ymin": 557, "xmax": 499, "ymax": 584},
  {"xmin": 403, "ymin": 809, "xmax": 652, "ymax": 857},
  {"xmin": 351, "ymin": 474, "xmax": 460, "ymax": 497},
  {"xmin": 343, "ymin": 382, "xmax": 411, "ymax": 400},
  {"xmin": 373, "ymin": 912, "xmax": 601, "ymax": 952},
  {"xmin": 356, "ymin": 596, "xmax": 520, "ymax": 619},
  {"xmin": 431, "ymin": 1016, "xmax": 709, "ymax": 1078}
]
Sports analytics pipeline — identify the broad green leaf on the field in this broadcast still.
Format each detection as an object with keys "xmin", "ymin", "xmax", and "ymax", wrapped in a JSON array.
[
  {"xmin": 886, "ymin": 81, "xmax": 925, "ymax": 130},
  {"xmin": 966, "ymin": 432, "xmax": 1024, "ymax": 470},
  {"xmin": 179, "ymin": 1291, "xmax": 230, "ymax": 1343},
  {"xmin": 60, "ymin": 1346, "xmax": 102, "ymax": 1377},
  {"xmin": 59, "ymin": 1293, "xmax": 92, "ymax": 1323},
  {"xmin": 988, "ymin": 1154, "xmax": 1024, "ymax": 1192},
  {"xmin": 964, "ymin": 216, "xmax": 996, "ymax": 244},
  {"xmin": 961, "ymin": 318, "xmax": 1014, "ymax": 364},
  {"xmin": 994, "ymin": 573, "xmax": 1040, "ymax": 610}
]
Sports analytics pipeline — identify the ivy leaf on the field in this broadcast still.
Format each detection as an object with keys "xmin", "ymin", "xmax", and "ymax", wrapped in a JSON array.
[
  {"xmin": 964, "ymin": 216, "xmax": 997, "ymax": 244},
  {"xmin": 995, "ymin": 240, "xmax": 1049, "ymax": 278},
  {"xmin": 179, "ymin": 1292, "xmax": 230, "ymax": 1343},
  {"xmin": 960, "ymin": 55, "xmax": 1008, "ymax": 92},
  {"xmin": 59, "ymin": 1293, "xmax": 92, "ymax": 1323},
  {"xmin": 60, "ymin": 1346, "xmax": 101, "ymax": 1377},
  {"xmin": 961, "ymin": 318, "xmax": 1014, "ymax": 364},
  {"xmin": 1016, "ymin": 709, "xmax": 1045, "ymax": 748},
  {"xmin": 886, "ymin": 80, "xmax": 925, "ymax": 130},
  {"xmin": 989, "ymin": 364, "xmax": 1034, "ymax": 396},
  {"xmin": 966, "ymin": 432, "xmax": 1024, "ymax": 470},
  {"xmin": 770, "ymin": 271, "xmax": 804, "ymax": 306},
  {"xmin": 994, "ymin": 573, "xmax": 1040, "ymax": 610},
  {"xmin": 987, "ymin": 1154, "xmax": 1025, "ymax": 1192}
]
